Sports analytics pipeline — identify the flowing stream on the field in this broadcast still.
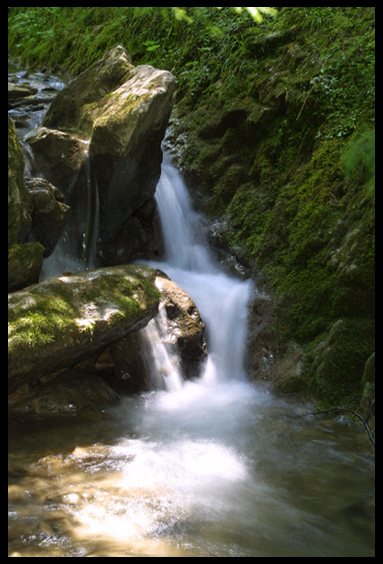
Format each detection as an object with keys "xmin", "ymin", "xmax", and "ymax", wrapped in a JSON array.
[{"xmin": 8, "ymin": 64, "xmax": 375, "ymax": 556}]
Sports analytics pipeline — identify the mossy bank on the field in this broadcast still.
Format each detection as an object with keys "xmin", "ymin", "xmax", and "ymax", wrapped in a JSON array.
[
  {"xmin": 167, "ymin": 9, "xmax": 375, "ymax": 413},
  {"xmin": 8, "ymin": 7, "xmax": 375, "ymax": 414}
]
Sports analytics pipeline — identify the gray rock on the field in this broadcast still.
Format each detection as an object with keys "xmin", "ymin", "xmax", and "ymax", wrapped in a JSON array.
[
  {"xmin": 25, "ymin": 127, "xmax": 86, "ymax": 192},
  {"xmin": 26, "ymin": 177, "xmax": 70, "ymax": 257}
]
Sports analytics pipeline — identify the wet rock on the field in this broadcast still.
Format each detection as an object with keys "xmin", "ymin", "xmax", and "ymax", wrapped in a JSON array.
[
  {"xmin": 8, "ymin": 265, "xmax": 160, "ymax": 395},
  {"xmin": 10, "ymin": 370, "xmax": 120, "ymax": 419},
  {"xmin": 109, "ymin": 333, "xmax": 148, "ymax": 393},
  {"xmin": 8, "ymin": 83, "xmax": 38, "ymax": 102},
  {"xmin": 8, "ymin": 115, "xmax": 43, "ymax": 291},
  {"xmin": 8, "ymin": 115, "xmax": 32, "ymax": 247},
  {"xmin": 26, "ymin": 177, "xmax": 70, "ymax": 257},
  {"xmin": 155, "ymin": 274, "xmax": 207, "ymax": 378},
  {"xmin": 100, "ymin": 197, "xmax": 164, "ymax": 265},
  {"xmin": 107, "ymin": 272, "xmax": 207, "ymax": 392},
  {"xmin": 247, "ymin": 292, "xmax": 278, "ymax": 379},
  {"xmin": 25, "ymin": 127, "xmax": 86, "ymax": 192}
]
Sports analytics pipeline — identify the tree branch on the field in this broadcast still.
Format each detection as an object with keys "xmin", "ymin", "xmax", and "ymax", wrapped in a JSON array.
[{"xmin": 307, "ymin": 407, "xmax": 375, "ymax": 448}]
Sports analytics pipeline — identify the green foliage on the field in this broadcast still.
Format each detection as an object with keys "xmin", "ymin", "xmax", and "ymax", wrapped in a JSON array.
[{"xmin": 8, "ymin": 7, "xmax": 276, "ymax": 72}]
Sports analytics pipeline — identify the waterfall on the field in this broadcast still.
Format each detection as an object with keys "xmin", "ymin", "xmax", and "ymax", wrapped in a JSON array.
[
  {"xmin": 142, "ymin": 154, "xmax": 253, "ymax": 391},
  {"xmin": 40, "ymin": 146, "xmax": 100, "ymax": 279},
  {"xmin": 82, "ymin": 148, "xmax": 100, "ymax": 266}
]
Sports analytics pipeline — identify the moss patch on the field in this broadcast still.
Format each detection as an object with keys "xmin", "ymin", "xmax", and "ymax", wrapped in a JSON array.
[{"xmin": 8, "ymin": 242, "xmax": 45, "ymax": 292}]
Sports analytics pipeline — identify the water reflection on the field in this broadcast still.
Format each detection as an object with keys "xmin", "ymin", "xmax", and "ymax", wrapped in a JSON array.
[{"xmin": 8, "ymin": 385, "xmax": 375, "ymax": 557}]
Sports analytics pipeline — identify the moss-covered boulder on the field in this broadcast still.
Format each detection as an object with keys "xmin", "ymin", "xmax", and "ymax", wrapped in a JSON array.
[
  {"xmin": 42, "ymin": 45, "xmax": 134, "ymax": 133},
  {"xmin": 8, "ymin": 265, "xmax": 160, "ymax": 396}
]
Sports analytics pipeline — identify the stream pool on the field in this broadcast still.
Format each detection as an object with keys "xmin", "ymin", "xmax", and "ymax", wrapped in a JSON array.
[{"xmin": 8, "ymin": 384, "xmax": 375, "ymax": 557}]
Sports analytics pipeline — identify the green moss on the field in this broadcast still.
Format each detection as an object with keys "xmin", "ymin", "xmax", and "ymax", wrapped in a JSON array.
[
  {"xmin": 8, "ymin": 242, "xmax": 45, "ymax": 292},
  {"xmin": 309, "ymin": 319, "xmax": 375, "ymax": 409},
  {"xmin": 8, "ymin": 281, "xmax": 78, "ymax": 349},
  {"xmin": 8, "ymin": 265, "xmax": 160, "ymax": 354}
]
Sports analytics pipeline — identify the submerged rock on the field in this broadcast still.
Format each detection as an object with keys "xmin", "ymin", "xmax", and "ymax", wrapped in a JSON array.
[
  {"xmin": 8, "ymin": 265, "xmax": 160, "ymax": 395},
  {"xmin": 11, "ymin": 370, "xmax": 120, "ymax": 419}
]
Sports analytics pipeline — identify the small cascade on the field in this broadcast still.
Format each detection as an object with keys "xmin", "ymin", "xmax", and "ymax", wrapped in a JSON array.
[
  {"xmin": 139, "ymin": 308, "xmax": 184, "ymax": 392},
  {"xmin": 40, "ymin": 144, "xmax": 100, "ymax": 279},
  {"xmin": 82, "ymin": 148, "xmax": 100, "ymax": 267},
  {"xmin": 140, "ymin": 154, "xmax": 253, "ymax": 390},
  {"xmin": 154, "ymin": 156, "xmax": 213, "ymax": 272},
  {"xmin": 20, "ymin": 139, "xmax": 36, "ymax": 178}
]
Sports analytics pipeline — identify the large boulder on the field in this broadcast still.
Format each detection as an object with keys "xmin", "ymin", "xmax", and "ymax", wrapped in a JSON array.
[
  {"xmin": 41, "ymin": 45, "xmax": 176, "ymax": 247},
  {"xmin": 42, "ymin": 45, "xmax": 134, "ymax": 133},
  {"xmin": 70, "ymin": 272, "xmax": 207, "ymax": 393},
  {"xmin": 8, "ymin": 264, "xmax": 160, "ymax": 396}
]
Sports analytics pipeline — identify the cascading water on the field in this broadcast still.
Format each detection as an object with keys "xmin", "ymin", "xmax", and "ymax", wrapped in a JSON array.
[
  {"xmin": 8, "ymin": 126, "xmax": 375, "ymax": 556},
  {"xmin": 141, "ymin": 154, "xmax": 253, "ymax": 392}
]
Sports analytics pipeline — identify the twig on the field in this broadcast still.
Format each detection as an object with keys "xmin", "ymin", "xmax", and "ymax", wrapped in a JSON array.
[
  {"xmin": 296, "ymin": 84, "xmax": 314, "ymax": 122},
  {"xmin": 307, "ymin": 407, "xmax": 375, "ymax": 448}
]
